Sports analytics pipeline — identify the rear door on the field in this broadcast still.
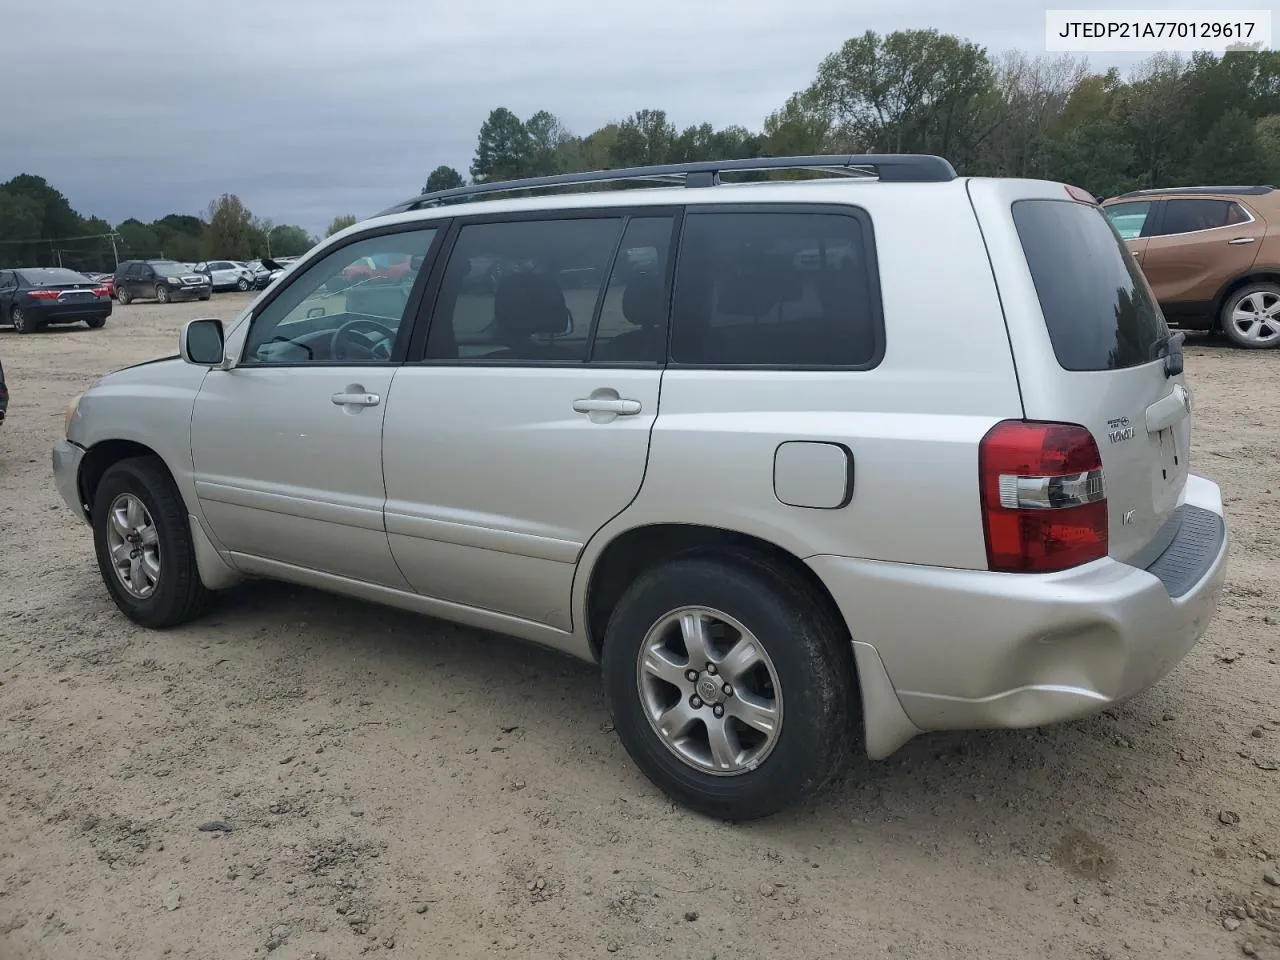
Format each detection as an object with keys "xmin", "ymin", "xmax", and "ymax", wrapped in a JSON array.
[
  {"xmin": 381, "ymin": 210, "xmax": 676, "ymax": 631},
  {"xmin": 1139, "ymin": 198, "xmax": 1264, "ymax": 307},
  {"xmin": 970, "ymin": 181, "xmax": 1189, "ymax": 566}
]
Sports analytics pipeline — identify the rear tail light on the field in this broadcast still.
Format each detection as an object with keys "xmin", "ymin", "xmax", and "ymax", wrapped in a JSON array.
[
  {"xmin": 93, "ymin": 287, "xmax": 110, "ymax": 298},
  {"xmin": 979, "ymin": 420, "xmax": 1108, "ymax": 573},
  {"xmin": 27, "ymin": 289, "xmax": 60, "ymax": 300}
]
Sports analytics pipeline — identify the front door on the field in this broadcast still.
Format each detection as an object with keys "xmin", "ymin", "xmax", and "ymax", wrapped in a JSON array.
[
  {"xmin": 190, "ymin": 224, "xmax": 442, "ymax": 587},
  {"xmin": 382, "ymin": 212, "xmax": 677, "ymax": 630},
  {"xmin": 1140, "ymin": 197, "xmax": 1264, "ymax": 309}
]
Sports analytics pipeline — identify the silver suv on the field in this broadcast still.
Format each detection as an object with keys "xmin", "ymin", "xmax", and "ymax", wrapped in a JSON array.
[{"xmin": 52, "ymin": 155, "xmax": 1229, "ymax": 820}]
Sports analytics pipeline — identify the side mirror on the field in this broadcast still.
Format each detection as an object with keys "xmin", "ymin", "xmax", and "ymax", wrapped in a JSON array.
[{"xmin": 180, "ymin": 317, "xmax": 225, "ymax": 366}]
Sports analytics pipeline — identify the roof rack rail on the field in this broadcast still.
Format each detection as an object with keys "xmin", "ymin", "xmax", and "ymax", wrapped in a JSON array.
[
  {"xmin": 1117, "ymin": 184, "xmax": 1275, "ymax": 198},
  {"xmin": 375, "ymin": 154, "xmax": 958, "ymax": 217}
]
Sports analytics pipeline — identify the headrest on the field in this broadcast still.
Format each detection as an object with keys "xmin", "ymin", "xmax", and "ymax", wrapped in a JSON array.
[
  {"xmin": 622, "ymin": 272, "xmax": 663, "ymax": 329},
  {"xmin": 493, "ymin": 273, "xmax": 568, "ymax": 337}
]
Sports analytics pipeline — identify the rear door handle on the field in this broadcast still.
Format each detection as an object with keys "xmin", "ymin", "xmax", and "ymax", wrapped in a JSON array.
[
  {"xmin": 1228, "ymin": 237, "xmax": 1257, "ymax": 245},
  {"xmin": 331, "ymin": 391, "xmax": 380, "ymax": 407},
  {"xmin": 573, "ymin": 398, "xmax": 641, "ymax": 416}
]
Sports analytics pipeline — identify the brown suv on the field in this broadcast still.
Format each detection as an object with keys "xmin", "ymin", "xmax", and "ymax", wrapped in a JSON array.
[{"xmin": 1102, "ymin": 185, "xmax": 1280, "ymax": 348}]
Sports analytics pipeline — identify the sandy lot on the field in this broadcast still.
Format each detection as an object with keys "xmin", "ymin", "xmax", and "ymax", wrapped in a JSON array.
[{"xmin": 1, "ymin": 294, "xmax": 1278, "ymax": 960}]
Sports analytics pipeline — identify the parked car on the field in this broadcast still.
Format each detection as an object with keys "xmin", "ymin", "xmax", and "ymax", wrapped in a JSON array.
[
  {"xmin": 0, "ymin": 354, "xmax": 7, "ymax": 427},
  {"xmin": 196, "ymin": 260, "xmax": 256, "ymax": 292},
  {"xmin": 1101, "ymin": 185, "xmax": 1280, "ymax": 348},
  {"xmin": 0, "ymin": 267, "xmax": 112, "ymax": 333},
  {"xmin": 52, "ymin": 155, "xmax": 1228, "ymax": 820},
  {"xmin": 113, "ymin": 260, "xmax": 212, "ymax": 305}
]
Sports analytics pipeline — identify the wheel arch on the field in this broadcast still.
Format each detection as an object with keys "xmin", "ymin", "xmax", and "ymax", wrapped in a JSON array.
[
  {"xmin": 78, "ymin": 438, "xmax": 166, "ymax": 511},
  {"xmin": 583, "ymin": 522, "xmax": 852, "ymax": 663}
]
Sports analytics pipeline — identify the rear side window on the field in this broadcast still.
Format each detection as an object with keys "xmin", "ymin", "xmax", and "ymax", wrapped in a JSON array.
[
  {"xmin": 1102, "ymin": 200, "xmax": 1153, "ymax": 239},
  {"xmin": 669, "ymin": 210, "xmax": 882, "ymax": 367},
  {"xmin": 1012, "ymin": 199, "xmax": 1168, "ymax": 372}
]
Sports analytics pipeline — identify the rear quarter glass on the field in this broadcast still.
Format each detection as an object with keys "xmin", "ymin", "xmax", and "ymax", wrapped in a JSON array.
[{"xmin": 1012, "ymin": 199, "xmax": 1168, "ymax": 372}]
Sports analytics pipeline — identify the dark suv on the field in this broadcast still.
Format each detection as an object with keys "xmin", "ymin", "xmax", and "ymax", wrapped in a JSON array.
[{"xmin": 113, "ymin": 260, "xmax": 212, "ymax": 305}]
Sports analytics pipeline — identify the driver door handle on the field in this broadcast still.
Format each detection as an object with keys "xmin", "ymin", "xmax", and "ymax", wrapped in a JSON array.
[
  {"xmin": 573, "ymin": 397, "xmax": 641, "ymax": 415},
  {"xmin": 1228, "ymin": 237, "xmax": 1257, "ymax": 245},
  {"xmin": 331, "ymin": 391, "xmax": 380, "ymax": 407}
]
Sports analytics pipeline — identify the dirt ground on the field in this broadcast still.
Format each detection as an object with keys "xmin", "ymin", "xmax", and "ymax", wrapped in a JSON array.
[{"xmin": 1, "ymin": 294, "xmax": 1278, "ymax": 960}]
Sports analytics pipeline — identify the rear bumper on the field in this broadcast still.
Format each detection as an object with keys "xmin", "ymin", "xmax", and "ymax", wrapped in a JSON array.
[
  {"xmin": 811, "ymin": 474, "xmax": 1227, "ymax": 746},
  {"xmin": 52, "ymin": 439, "xmax": 88, "ymax": 521},
  {"xmin": 27, "ymin": 301, "xmax": 112, "ymax": 323}
]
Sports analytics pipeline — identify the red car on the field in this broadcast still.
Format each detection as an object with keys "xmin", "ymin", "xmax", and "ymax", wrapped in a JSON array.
[{"xmin": 341, "ymin": 253, "xmax": 412, "ymax": 285}]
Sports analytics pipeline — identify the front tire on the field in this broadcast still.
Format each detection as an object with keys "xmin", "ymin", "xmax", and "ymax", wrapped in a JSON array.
[
  {"xmin": 602, "ymin": 553, "xmax": 858, "ymax": 820},
  {"xmin": 1221, "ymin": 283, "xmax": 1280, "ymax": 349},
  {"xmin": 91, "ymin": 457, "xmax": 212, "ymax": 628},
  {"xmin": 156, "ymin": 285, "xmax": 171, "ymax": 304}
]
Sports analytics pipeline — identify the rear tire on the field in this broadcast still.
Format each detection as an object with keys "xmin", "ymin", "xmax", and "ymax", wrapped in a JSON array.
[
  {"xmin": 601, "ymin": 552, "xmax": 858, "ymax": 821},
  {"xmin": 91, "ymin": 457, "xmax": 212, "ymax": 628},
  {"xmin": 86, "ymin": 315, "xmax": 107, "ymax": 329},
  {"xmin": 1221, "ymin": 283, "xmax": 1280, "ymax": 349},
  {"xmin": 236, "ymin": 278, "xmax": 250, "ymax": 291},
  {"xmin": 11, "ymin": 307, "xmax": 35, "ymax": 333},
  {"xmin": 116, "ymin": 287, "xmax": 132, "ymax": 305}
]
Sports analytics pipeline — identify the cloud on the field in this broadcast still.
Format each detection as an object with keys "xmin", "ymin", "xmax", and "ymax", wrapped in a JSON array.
[{"xmin": 2, "ymin": 0, "xmax": 1192, "ymax": 232}]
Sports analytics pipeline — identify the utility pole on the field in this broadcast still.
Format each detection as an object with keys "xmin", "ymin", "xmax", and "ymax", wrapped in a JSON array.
[{"xmin": 108, "ymin": 231, "xmax": 120, "ymax": 268}]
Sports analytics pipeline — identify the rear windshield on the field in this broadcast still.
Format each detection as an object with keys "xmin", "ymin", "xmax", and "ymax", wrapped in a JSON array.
[
  {"xmin": 1012, "ymin": 199, "xmax": 1168, "ymax": 371},
  {"xmin": 19, "ymin": 267, "xmax": 89, "ymax": 285}
]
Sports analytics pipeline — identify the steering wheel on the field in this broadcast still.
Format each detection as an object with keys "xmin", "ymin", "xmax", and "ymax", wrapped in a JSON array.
[{"xmin": 332, "ymin": 317, "xmax": 396, "ymax": 361}]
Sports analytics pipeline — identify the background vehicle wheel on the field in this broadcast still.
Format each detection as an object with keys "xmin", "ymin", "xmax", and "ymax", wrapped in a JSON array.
[
  {"xmin": 11, "ymin": 307, "xmax": 36, "ymax": 334},
  {"xmin": 156, "ymin": 285, "xmax": 171, "ymax": 304},
  {"xmin": 199, "ymin": 293, "xmax": 211, "ymax": 301},
  {"xmin": 601, "ymin": 552, "xmax": 858, "ymax": 821},
  {"xmin": 91, "ymin": 456, "xmax": 212, "ymax": 628},
  {"xmin": 1221, "ymin": 283, "xmax": 1280, "ymax": 349},
  {"xmin": 85, "ymin": 316, "xmax": 107, "ymax": 329},
  {"xmin": 237, "ymin": 277, "xmax": 250, "ymax": 291},
  {"xmin": 116, "ymin": 287, "xmax": 132, "ymax": 305}
]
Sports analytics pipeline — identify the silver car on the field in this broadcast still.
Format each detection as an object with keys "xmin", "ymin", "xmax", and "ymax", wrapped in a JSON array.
[
  {"xmin": 52, "ymin": 155, "xmax": 1228, "ymax": 820},
  {"xmin": 197, "ymin": 260, "xmax": 255, "ymax": 292}
]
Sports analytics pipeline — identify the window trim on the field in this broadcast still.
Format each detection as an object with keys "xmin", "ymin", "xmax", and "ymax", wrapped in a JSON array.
[
  {"xmin": 404, "ymin": 205, "xmax": 685, "ymax": 369},
  {"xmin": 666, "ymin": 202, "xmax": 886, "ymax": 372},
  {"xmin": 235, "ymin": 220, "xmax": 451, "ymax": 369},
  {"xmin": 1147, "ymin": 197, "xmax": 1257, "ymax": 239}
]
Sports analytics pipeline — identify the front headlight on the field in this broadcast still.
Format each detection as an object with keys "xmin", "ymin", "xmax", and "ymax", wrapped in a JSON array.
[
  {"xmin": 65, "ymin": 393, "xmax": 83, "ymax": 435},
  {"xmin": 168, "ymin": 277, "xmax": 183, "ymax": 285}
]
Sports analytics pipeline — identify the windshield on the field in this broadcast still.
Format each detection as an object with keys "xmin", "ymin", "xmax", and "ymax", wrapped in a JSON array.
[
  {"xmin": 19, "ymin": 267, "xmax": 90, "ymax": 285},
  {"xmin": 152, "ymin": 262, "xmax": 189, "ymax": 278}
]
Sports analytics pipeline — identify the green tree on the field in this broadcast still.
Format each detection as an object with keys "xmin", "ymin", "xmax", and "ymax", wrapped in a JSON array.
[
  {"xmin": 525, "ymin": 111, "xmax": 571, "ymax": 176},
  {"xmin": 203, "ymin": 193, "xmax": 257, "ymax": 260},
  {"xmin": 424, "ymin": 165, "xmax": 465, "ymax": 193},
  {"xmin": 809, "ymin": 30, "xmax": 993, "ymax": 161},
  {"xmin": 1257, "ymin": 115, "xmax": 1280, "ymax": 181},
  {"xmin": 268, "ymin": 225, "xmax": 314, "ymax": 257},
  {"xmin": 326, "ymin": 214, "xmax": 358, "ymax": 237},
  {"xmin": 471, "ymin": 107, "xmax": 530, "ymax": 182},
  {"xmin": 610, "ymin": 109, "xmax": 676, "ymax": 167},
  {"xmin": 762, "ymin": 91, "xmax": 837, "ymax": 156},
  {"xmin": 115, "ymin": 218, "xmax": 162, "ymax": 259},
  {"xmin": 1190, "ymin": 109, "xmax": 1271, "ymax": 184}
]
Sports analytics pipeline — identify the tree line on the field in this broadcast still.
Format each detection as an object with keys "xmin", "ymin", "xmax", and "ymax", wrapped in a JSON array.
[
  {"xmin": 422, "ymin": 32, "xmax": 1280, "ymax": 201},
  {"xmin": 0, "ymin": 177, "xmax": 349, "ymax": 274},
  {"xmin": 5, "ymin": 31, "xmax": 1279, "ymax": 275}
]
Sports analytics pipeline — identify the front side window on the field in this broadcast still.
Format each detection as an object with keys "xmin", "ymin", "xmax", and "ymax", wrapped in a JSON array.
[
  {"xmin": 242, "ymin": 228, "xmax": 437, "ymax": 365},
  {"xmin": 1155, "ymin": 199, "xmax": 1238, "ymax": 236},
  {"xmin": 425, "ymin": 217, "xmax": 624, "ymax": 362},
  {"xmin": 669, "ymin": 211, "xmax": 882, "ymax": 367},
  {"xmin": 152, "ymin": 262, "xmax": 188, "ymax": 278},
  {"xmin": 1103, "ymin": 201, "xmax": 1153, "ymax": 240}
]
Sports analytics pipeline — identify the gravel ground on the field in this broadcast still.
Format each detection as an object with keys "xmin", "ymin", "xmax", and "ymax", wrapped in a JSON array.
[{"xmin": 1, "ymin": 294, "xmax": 1279, "ymax": 960}]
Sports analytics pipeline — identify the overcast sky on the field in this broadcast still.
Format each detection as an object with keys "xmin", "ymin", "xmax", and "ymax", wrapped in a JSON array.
[{"xmin": 0, "ymin": 0, "xmax": 1224, "ymax": 234}]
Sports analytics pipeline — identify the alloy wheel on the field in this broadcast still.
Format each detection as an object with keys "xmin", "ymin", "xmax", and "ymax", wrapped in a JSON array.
[{"xmin": 105, "ymin": 492, "xmax": 161, "ymax": 599}]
